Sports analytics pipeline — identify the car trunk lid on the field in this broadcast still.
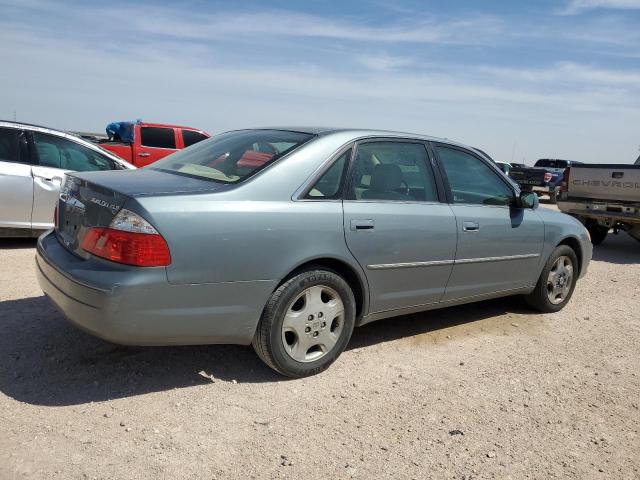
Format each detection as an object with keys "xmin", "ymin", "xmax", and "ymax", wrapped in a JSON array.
[{"xmin": 56, "ymin": 169, "xmax": 233, "ymax": 258}]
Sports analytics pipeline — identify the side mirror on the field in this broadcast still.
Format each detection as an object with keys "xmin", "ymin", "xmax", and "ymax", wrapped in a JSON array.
[{"xmin": 519, "ymin": 191, "xmax": 538, "ymax": 209}]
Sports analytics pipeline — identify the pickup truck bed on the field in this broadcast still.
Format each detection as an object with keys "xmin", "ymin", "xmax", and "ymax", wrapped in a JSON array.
[{"xmin": 558, "ymin": 164, "xmax": 640, "ymax": 245}]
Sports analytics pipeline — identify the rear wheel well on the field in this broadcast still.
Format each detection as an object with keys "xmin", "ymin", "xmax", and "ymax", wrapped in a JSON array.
[
  {"xmin": 281, "ymin": 259, "xmax": 365, "ymax": 319},
  {"xmin": 557, "ymin": 237, "xmax": 582, "ymax": 276}
]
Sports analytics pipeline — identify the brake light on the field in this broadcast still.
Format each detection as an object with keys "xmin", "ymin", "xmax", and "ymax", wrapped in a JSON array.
[
  {"xmin": 80, "ymin": 209, "xmax": 171, "ymax": 267},
  {"xmin": 543, "ymin": 172, "xmax": 553, "ymax": 183}
]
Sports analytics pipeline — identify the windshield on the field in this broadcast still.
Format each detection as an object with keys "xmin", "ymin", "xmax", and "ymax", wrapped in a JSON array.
[
  {"xmin": 150, "ymin": 129, "xmax": 314, "ymax": 183},
  {"xmin": 534, "ymin": 159, "xmax": 570, "ymax": 168}
]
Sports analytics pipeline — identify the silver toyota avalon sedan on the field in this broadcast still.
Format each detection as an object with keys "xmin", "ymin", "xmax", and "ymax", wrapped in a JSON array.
[{"xmin": 36, "ymin": 128, "xmax": 591, "ymax": 377}]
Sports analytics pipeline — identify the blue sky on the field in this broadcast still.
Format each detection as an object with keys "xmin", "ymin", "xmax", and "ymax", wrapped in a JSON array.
[{"xmin": 1, "ymin": 0, "xmax": 639, "ymax": 163}]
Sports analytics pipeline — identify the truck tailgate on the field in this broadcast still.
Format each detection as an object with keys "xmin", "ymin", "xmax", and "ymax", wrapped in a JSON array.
[
  {"xmin": 509, "ymin": 168, "xmax": 546, "ymax": 187},
  {"xmin": 568, "ymin": 165, "xmax": 640, "ymax": 202}
]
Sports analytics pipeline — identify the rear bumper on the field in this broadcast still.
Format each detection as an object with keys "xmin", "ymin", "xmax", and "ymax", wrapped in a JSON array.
[
  {"xmin": 531, "ymin": 185, "xmax": 555, "ymax": 194},
  {"xmin": 36, "ymin": 230, "xmax": 275, "ymax": 345},
  {"xmin": 557, "ymin": 200, "xmax": 640, "ymax": 224}
]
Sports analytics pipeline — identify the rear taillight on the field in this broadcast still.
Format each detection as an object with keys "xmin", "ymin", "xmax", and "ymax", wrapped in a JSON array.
[
  {"xmin": 80, "ymin": 209, "xmax": 171, "ymax": 267},
  {"xmin": 543, "ymin": 172, "xmax": 553, "ymax": 183}
]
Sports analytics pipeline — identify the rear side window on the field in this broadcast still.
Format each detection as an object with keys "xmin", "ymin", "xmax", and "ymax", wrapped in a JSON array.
[
  {"xmin": 182, "ymin": 130, "xmax": 208, "ymax": 147},
  {"xmin": 32, "ymin": 133, "xmax": 117, "ymax": 171},
  {"xmin": 347, "ymin": 142, "xmax": 438, "ymax": 202},
  {"xmin": 306, "ymin": 149, "xmax": 350, "ymax": 199},
  {"xmin": 437, "ymin": 146, "xmax": 514, "ymax": 206},
  {"xmin": 140, "ymin": 127, "xmax": 176, "ymax": 149},
  {"xmin": 0, "ymin": 127, "xmax": 22, "ymax": 163}
]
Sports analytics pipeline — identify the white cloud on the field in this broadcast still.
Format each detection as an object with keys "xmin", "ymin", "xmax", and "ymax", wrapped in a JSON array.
[
  {"xmin": 560, "ymin": 0, "xmax": 640, "ymax": 14},
  {"xmin": 1, "ymin": 2, "xmax": 639, "ymax": 164},
  {"xmin": 355, "ymin": 53, "xmax": 415, "ymax": 71}
]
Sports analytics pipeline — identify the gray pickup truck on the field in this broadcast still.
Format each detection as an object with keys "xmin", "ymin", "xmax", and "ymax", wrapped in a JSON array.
[{"xmin": 557, "ymin": 162, "xmax": 640, "ymax": 245}]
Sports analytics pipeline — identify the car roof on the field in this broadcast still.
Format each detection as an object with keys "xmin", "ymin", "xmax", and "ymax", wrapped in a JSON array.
[
  {"xmin": 137, "ymin": 122, "xmax": 209, "ymax": 133},
  {"xmin": 246, "ymin": 126, "xmax": 472, "ymax": 149},
  {"xmin": 0, "ymin": 120, "xmax": 134, "ymax": 168}
]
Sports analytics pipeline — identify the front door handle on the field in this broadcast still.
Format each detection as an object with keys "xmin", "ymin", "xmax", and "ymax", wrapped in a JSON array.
[
  {"xmin": 33, "ymin": 174, "xmax": 62, "ymax": 184},
  {"xmin": 138, "ymin": 152, "xmax": 151, "ymax": 157},
  {"xmin": 463, "ymin": 221, "xmax": 479, "ymax": 232},
  {"xmin": 350, "ymin": 219, "xmax": 375, "ymax": 231}
]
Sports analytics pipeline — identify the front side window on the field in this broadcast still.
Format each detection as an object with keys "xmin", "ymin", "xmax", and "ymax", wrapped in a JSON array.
[
  {"xmin": 32, "ymin": 133, "xmax": 117, "ymax": 171},
  {"xmin": 0, "ymin": 128, "xmax": 22, "ymax": 163},
  {"xmin": 140, "ymin": 127, "xmax": 176, "ymax": 149},
  {"xmin": 437, "ymin": 146, "xmax": 514, "ymax": 206},
  {"xmin": 347, "ymin": 142, "xmax": 438, "ymax": 202},
  {"xmin": 182, "ymin": 130, "xmax": 208, "ymax": 147},
  {"xmin": 151, "ymin": 129, "xmax": 313, "ymax": 184},
  {"xmin": 306, "ymin": 149, "xmax": 350, "ymax": 199}
]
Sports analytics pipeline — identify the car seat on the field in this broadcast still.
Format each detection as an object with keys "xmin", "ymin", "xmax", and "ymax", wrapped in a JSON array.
[{"xmin": 360, "ymin": 163, "xmax": 411, "ymax": 200}]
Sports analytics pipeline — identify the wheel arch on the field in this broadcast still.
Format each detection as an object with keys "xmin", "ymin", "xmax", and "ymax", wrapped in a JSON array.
[
  {"xmin": 556, "ymin": 235, "xmax": 583, "ymax": 276},
  {"xmin": 277, "ymin": 256, "xmax": 369, "ymax": 322}
]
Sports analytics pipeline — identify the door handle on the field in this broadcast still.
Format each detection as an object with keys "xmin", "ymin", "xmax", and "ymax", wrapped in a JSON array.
[
  {"xmin": 34, "ymin": 174, "xmax": 61, "ymax": 183},
  {"xmin": 463, "ymin": 221, "xmax": 479, "ymax": 232},
  {"xmin": 350, "ymin": 219, "xmax": 375, "ymax": 231},
  {"xmin": 138, "ymin": 152, "xmax": 151, "ymax": 157}
]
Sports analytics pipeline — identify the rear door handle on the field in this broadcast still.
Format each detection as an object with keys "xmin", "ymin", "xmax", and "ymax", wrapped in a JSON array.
[
  {"xmin": 350, "ymin": 219, "xmax": 375, "ymax": 231},
  {"xmin": 138, "ymin": 152, "xmax": 151, "ymax": 157},
  {"xmin": 463, "ymin": 221, "xmax": 479, "ymax": 232}
]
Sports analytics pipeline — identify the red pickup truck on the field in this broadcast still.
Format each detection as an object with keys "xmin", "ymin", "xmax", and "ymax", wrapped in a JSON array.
[{"xmin": 98, "ymin": 121, "xmax": 210, "ymax": 167}]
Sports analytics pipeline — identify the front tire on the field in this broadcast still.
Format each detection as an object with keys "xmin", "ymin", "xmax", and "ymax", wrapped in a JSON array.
[
  {"xmin": 587, "ymin": 223, "xmax": 608, "ymax": 245},
  {"xmin": 525, "ymin": 245, "xmax": 578, "ymax": 313},
  {"xmin": 252, "ymin": 268, "xmax": 356, "ymax": 377}
]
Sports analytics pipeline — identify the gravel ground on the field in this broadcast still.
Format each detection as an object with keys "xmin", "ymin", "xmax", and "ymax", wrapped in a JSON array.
[{"xmin": 1, "ymin": 206, "xmax": 639, "ymax": 480}]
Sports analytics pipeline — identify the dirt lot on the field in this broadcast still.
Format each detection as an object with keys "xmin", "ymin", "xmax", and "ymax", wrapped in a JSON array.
[{"xmin": 1, "ymin": 207, "xmax": 639, "ymax": 480}]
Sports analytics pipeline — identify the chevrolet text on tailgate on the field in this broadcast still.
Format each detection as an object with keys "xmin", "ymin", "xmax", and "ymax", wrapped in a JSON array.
[
  {"xmin": 36, "ymin": 128, "xmax": 592, "ymax": 377},
  {"xmin": 558, "ymin": 163, "xmax": 640, "ymax": 245}
]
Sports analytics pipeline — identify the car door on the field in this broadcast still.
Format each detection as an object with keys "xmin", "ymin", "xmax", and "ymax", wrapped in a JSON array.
[
  {"xmin": 433, "ymin": 143, "xmax": 544, "ymax": 300},
  {"xmin": 0, "ymin": 127, "xmax": 33, "ymax": 230},
  {"xmin": 136, "ymin": 126, "xmax": 177, "ymax": 166},
  {"xmin": 342, "ymin": 139, "xmax": 457, "ymax": 314},
  {"xmin": 30, "ymin": 132, "xmax": 120, "ymax": 229}
]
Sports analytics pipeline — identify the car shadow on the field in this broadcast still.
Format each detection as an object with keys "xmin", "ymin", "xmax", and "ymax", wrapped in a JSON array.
[
  {"xmin": 592, "ymin": 232, "xmax": 640, "ymax": 265},
  {"xmin": 0, "ymin": 238, "xmax": 38, "ymax": 249},
  {"xmin": 0, "ymin": 293, "xmax": 531, "ymax": 407}
]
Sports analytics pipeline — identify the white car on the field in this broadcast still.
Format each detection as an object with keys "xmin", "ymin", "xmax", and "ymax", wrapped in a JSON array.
[{"xmin": 0, "ymin": 121, "xmax": 134, "ymax": 237}]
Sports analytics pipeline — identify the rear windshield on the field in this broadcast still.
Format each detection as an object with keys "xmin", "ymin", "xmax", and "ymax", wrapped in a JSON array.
[
  {"xmin": 534, "ymin": 159, "xmax": 572, "ymax": 168},
  {"xmin": 150, "ymin": 129, "xmax": 313, "ymax": 183}
]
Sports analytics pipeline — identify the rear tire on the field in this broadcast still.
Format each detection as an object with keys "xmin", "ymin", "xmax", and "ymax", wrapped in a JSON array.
[
  {"xmin": 252, "ymin": 268, "xmax": 356, "ymax": 378},
  {"xmin": 587, "ymin": 223, "xmax": 608, "ymax": 245},
  {"xmin": 525, "ymin": 245, "xmax": 578, "ymax": 313}
]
